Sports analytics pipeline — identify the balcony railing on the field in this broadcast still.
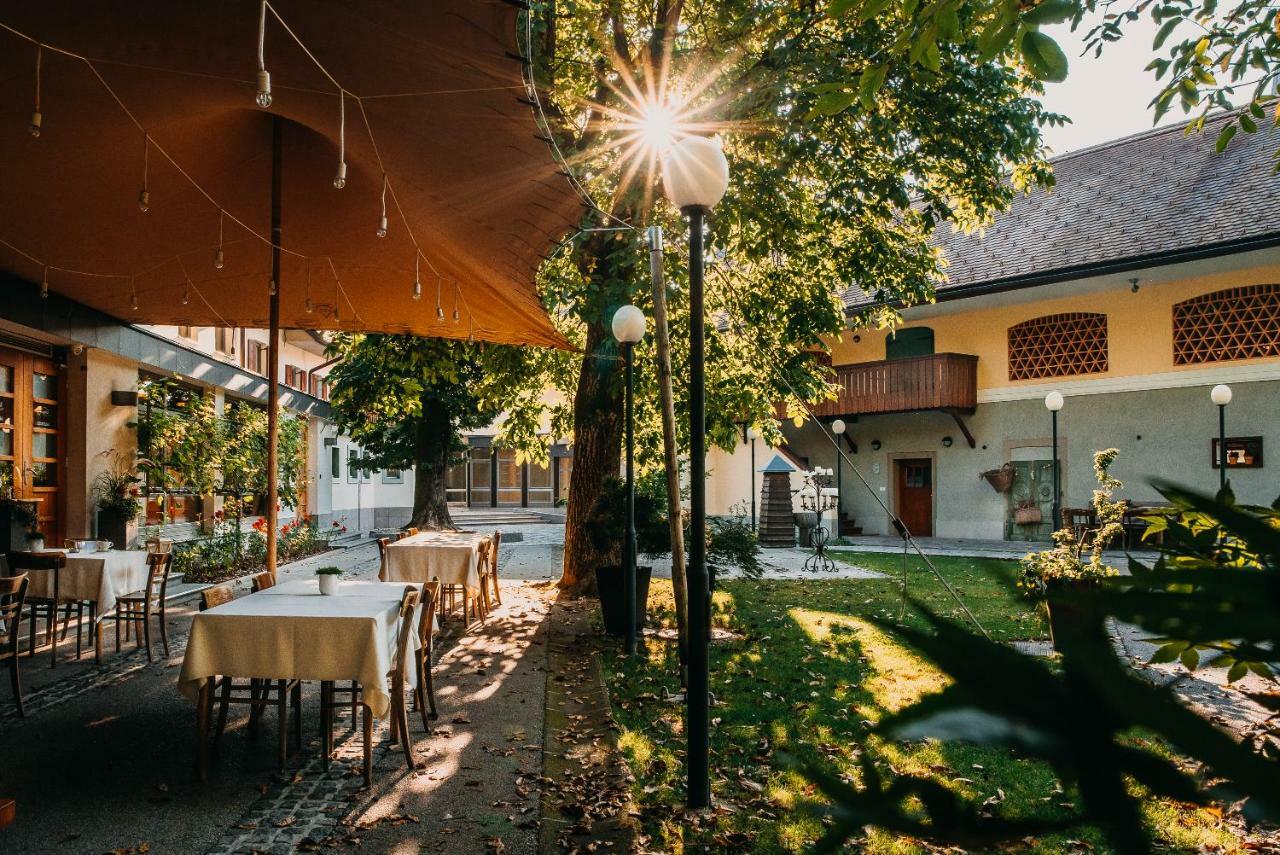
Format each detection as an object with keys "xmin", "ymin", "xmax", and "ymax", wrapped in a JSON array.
[{"xmin": 809, "ymin": 352, "xmax": 978, "ymax": 418}]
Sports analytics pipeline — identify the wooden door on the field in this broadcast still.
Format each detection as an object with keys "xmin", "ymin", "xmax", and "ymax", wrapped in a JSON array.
[
  {"xmin": 0, "ymin": 347, "xmax": 64, "ymax": 544},
  {"xmin": 896, "ymin": 458, "xmax": 933, "ymax": 537}
]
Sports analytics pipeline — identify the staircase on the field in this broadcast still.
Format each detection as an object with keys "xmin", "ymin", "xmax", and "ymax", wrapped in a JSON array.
[{"xmin": 447, "ymin": 507, "xmax": 561, "ymax": 527}]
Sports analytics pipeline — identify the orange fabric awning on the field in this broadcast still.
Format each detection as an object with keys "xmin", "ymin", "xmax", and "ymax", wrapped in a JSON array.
[{"xmin": 0, "ymin": 1, "xmax": 580, "ymax": 349}]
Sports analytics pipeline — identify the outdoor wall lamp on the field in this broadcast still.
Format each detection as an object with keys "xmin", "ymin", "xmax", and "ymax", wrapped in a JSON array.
[
  {"xmin": 1211, "ymin": 384, "xmax": 1232, "ymax": 491},
  {"xmin": 1045, "ymin": 391, "xmax": 1064, "ymax": 530},
  {"xmin": 870, "ymin": 439, "xmax": 881, "ymax": 451},
  {"xmin": 942, "ymin": 436, "xmax": 953, "ymax": 448},
  {"xmin": 611, "ymin": 304, "xmax": 646, "ymax": 657},
  {"xmin": 662, "ymin": 133, "xmax": 729, "ymax": 812}
]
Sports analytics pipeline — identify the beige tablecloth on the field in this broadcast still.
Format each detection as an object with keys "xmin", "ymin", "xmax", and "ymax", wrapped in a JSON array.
[
  {"xmin": 382, "ymin": 531, "xmax": 488, "ymax": 589},
  {"xmin": 20, "ymin": 549, "xmax": 151, "ymax": 620},
  {"xmin": 178, "ymin": 581, "xmax": 420, "ymax": 717}
]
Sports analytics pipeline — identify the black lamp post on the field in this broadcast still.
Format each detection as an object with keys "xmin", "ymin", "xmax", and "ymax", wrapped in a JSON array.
[
  {"xmin": 747, "ymin": 426, "xmax": 758, "ymax": 531},
  {"xmin": 662, "ymin": 134, "xmax": 729, "ymax": 811},
  {"xmin": 1211, "ymin": 384, "xmax": 1232, "ymax": 492},
  {"xmin": 612, "ymin": 304, "xmax": 647, "ymax": 656},
  {"xmin": 1044, "ymin": 391, "xmax": 1063, "ymax": 530}
]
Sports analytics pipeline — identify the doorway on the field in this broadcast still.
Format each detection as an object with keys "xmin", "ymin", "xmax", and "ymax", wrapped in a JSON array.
[
  {"xmin": 895, "ymin": 458, "xmax": 933, "ymax": 537},
  {"xmin": 0, "ymin": 347, "xmax": 64, "ymax": 544}
]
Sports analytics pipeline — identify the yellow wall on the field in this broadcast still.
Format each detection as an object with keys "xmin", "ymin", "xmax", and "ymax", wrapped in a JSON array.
[{"xmin": 826, "ymin": 262, "xmax": 1280, "ymax": 392}]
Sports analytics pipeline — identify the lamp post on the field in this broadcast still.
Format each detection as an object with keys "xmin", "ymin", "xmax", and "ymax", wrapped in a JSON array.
[
  {"xmin": 746, "ymin": 426, "xmax": 758, "ymax": 531},
  {"xmin": 831, "ymin": 420, "xmax": 846, "ymax": 538},
  {"xmin": 1044, "ymin": 392, "xmax": 1064, "ymax": 531},
  {"xmin": 1211, "ymin": 384, "xmax": 1232, "ymax": 492},
  {"xmin": 612, "ymin": 304, "xmax": 647, "ymax": 656},
  {"xmin": 662, "ymin": 134, "xmax": 729, "ymax": 811}
]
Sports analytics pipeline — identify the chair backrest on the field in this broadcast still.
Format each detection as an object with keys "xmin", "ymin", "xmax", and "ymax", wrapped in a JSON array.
[
  {"xmin": 7, "ymin": 550, "xmax": 66, "ymax": 572},
  {"xmin": 405, "ymin": 527, "xmax": 419, "ymax": 537},
  {"xmin": 200, "ymin": 584, "xmax": 233, "ymax": 611},
  {"xmin": 475, "ymin": 540, "xmax": 490, "ymax": 574},
  {"xmin": 416, "ymin": 581, "xmax": 440, "ymax": 647},
  {"xmin": 144, "ymin": 552, "xmax": 173, "ymax": 607},
  {"xmin": 489, "ymin": 530, "xmax": 502, "ymax": 572},
  {"xmin": 0, "ymin": 573, "xmax": 28, "ymax": 648},
  {"xmin": 392, "ymin": 586, "xmax": 420, "ymax": 683},
  {"xmin": 377, "ymin": 537, "xmax": 390, "ymax": 558},
  {"xmin": 250, "ymin": 571, "xmax": 276, "ymax": 593},
  {"xmin": 145, "ymin": 537, "xmax": 174, "ymax": 554}
]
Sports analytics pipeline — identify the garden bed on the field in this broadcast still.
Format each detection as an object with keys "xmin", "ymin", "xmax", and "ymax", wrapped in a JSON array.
[
  {"xmin": 601, "ymin": 554, "xmax": 1244, "ymax": 853},
  {"xmin": 172, "ymin": 516, "xmax": 348, "ymax": 584}
]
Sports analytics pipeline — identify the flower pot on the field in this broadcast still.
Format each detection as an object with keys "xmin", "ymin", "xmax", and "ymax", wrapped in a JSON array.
[
  {"xmin": 0, "ymin": 502, "xmax": 37, "ymax": 553},
  {"xmin": 594, "ymin": 564, "xmax": 652, "ymax": 637},
  {"xmin": 318, "ymin": 574, "xmax": 340, "ymax": 596},
  {"xmin": 1043, "ymin": 596, "xmax": 1096, "ymax": 653},
  {"xmin": 1014, "ymin": 506, "xmax": 1043, "ymax": 525},
  {"xmin": 980, "ymin": 464, "xmax": 1016, "ymax": 493},
  {"xmin": 25, "ymin": 536, "xmax": 45, "ymax": 553},
  {"xmin": 97, "ymin": 507, "xmax": 134, "ymax": 551}
]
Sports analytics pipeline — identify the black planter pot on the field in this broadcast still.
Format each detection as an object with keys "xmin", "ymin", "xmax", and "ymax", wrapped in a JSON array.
[
  {"xmin": 594, "ymin": 564, "xmax": 653, "ymax": 637},
  {"xmin": 0, "ymin": 502, "xmax": 36, "ymax": 553},
  {"xmin": 96, "ymin": 507, "xmax": 132, "ymax": 549}
]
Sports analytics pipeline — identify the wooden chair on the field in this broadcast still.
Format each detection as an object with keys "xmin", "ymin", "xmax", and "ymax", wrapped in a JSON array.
[
  {"xmin": 7, "ymin": 551, "xmax": 66, "ymax": 668},
  {"xmin": 404, "ymin": 527, "xmax": 419, "ymax": 537},
  {"xmin": 472, "ymin": 540, "xmax": 492, "ymax": 623},
  {"xmin": 250, "ymin": 572, "xmax": 276, "ymax": 593},
  {"xmin": 486, "ymin": 531, "xmax": 503, "ymax": 607},
  {"xmin": 376, "ymin": 537, "xmax": 391, "ymax": 577},
  {"xmin": 1, "ymin": 573, "xmax": 29, "ymax": 717},
  {"xmin": 199, "ymin": 584, "xmax": 301, "ymax": 768},
  {"xmin": 413, "ymin": 582, "xmax": 440, "ymax": 730},
  {"xmin": 113, "ymin": 552, "xmax": 173, "ymax": 662}
]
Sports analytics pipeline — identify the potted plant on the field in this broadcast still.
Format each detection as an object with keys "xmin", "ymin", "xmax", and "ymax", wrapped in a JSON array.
[
  {"xmin": 91, "ymin": 449, "xmax": 144, "ymax": 548},
  {"xmin": 1018, "ymin": 449, "xmax": 1125, "ymax": 650},
  {"xmin": 316, "ymin": 566, "xmax": 342, "ymax": 596},
  {"xmin": 23, "ymin": 526, "xmax": 45, "ymax": 553},
  {"xmin": 587, "ymin": 475, "xmax": 671, "ymax": 636},
  {"xmin": 0, "ymin": 468, "xmax": 37, "ymax": 553}
]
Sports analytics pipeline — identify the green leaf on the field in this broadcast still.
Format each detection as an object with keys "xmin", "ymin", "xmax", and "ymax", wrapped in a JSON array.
[
  {"xmin": 1151, "ymin": 641, "xmax": 1185, "ymax": 664},
  {"xmin": 855, "ymin": 0, "xmax": 893, "ymax": 23},
  {"xmin": 809, "ymin": 90, "xmax": 859, "ymax": 117},
  {"xmin": 1240, "ymin": 114, "xmax": 1258, "ymax": 133},
  {"xmin": 1153, "ymin": 18, "xmax": 1180, "ymax": 50},
  {"xmin": 1020, "ymin": 30, "xmax": 1069, "ymax": 82},
  {"xmin": 1216, "ymin": 122, "xmax": 1237, "ymax": 152},
  {"xmin": 1022, "ymin": 0, "xmax": 1076, "ymax": 27},
  {"xmin": 1250, "ymin": 101, "xmax": 1266, "ymax": 120},
  {"xmin": 828, "ymin": 0, "xmax": 860, "ymax": 15},
  {"xmin": 1180, "ymin": 647, "xmax": 1201, "ymax": 671},
  {"xmin": 1227, "ymin": 661, "xmax": 1249, "ymax": 683}
]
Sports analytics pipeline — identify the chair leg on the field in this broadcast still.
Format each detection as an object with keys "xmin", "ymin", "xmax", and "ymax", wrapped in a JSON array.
[
  {"xmin": 142, "ymin": 608, "xmax": 154, "ymax": 663},
  {"xmin": 291, "ymin": 682, "xmax": 302, "ymax": 749},
  {"xmin": 276, "ymin": 679, "xmax": 288, "ymax": 769},
  {"xmin": 114, "ymin": 610, "xmax": 121, "ymax": 654},
  {"xmin": 28, "ymin": 607, "xmax": 37, "ymax": 658},
  {"xmin": 350, "ymin": 681, "xmax": 358, "ymax": 733},
  {"xmin": 48, "ymin": 603, "xmax": 58, "ymax": 669},
  {"xmin": 424, "ymin": 655, "xmax": 437, "ymax": 720},
  {"xmin": 491, "ymin": 571, "xmax": 501, "ymax": 606},
  {"xmin": 362, "ymin": 703, "xmax": 373, "ymax": 787},
  {"xmin": 159, "ymin": 604, "xmax": 170, "ymax": 657},
  {"xmin": 215, "ymin": 677, "xmax": 232, "ymax": 746},
  {"xmin": 9, "ymin": 657, "xmax": 23, "ymax": 718},
  {"xmin": 397, "ymin": 695, "xmax": 414, "ymax": 769}
]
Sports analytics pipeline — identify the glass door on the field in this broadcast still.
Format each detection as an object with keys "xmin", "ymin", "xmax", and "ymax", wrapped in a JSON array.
[
  {"xmin": 469, "ymin": 447, "xmax": 492, "ymax": 506},
  {"xmin": 0, "ymin": 348, "xmax": 63, "ymax": 544},
  {"xmin": 527, "ymin": 458, "xmax": 552, "ymax": 506},
  {"xmin": 496, "ymin": 449, "xmax": 522, "ymax": 506}
]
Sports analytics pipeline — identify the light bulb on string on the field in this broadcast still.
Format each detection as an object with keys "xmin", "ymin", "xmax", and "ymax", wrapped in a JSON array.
[
  {"xmin": 213, "ymin": 213, "xmax": 225, "ymax": 269},
  {"xmin": 255, "ymin": 1, "xmax": 272, "ymax": 107},
  {"xmin": 377, "ymin": 176, "xmax": 388, "ymax": 238},
  {"xmin": 411, "ymin": 255, "xmax": 422, "ymax": 301},
  {"xmin": 129, "ymin": 275, "xmax": 139, "ymax": 311},
  {"xmin": 435, "ymin": 275, "xmax": 444, "ymax": 319},
  {"xmin": 452, "ymin": 281, "xmax": 460, "ymax": 322},
  {"xmin": 29, "ymin": 45, "xmax": 42, "ymax": 138},
  {"xmin": 40, "ymin": 266, "xmax": 49, "ymax": 299},
  {"xmin": 138, "ymin": 134, "xmax": 150, "ymax": 212},
  {"xmin": 332, "ymin": 90, "xmax": 347, "ymax": 189},
  {"xmin": 182, "ymin": 280, "xmax": 191, "ymax": 306}
]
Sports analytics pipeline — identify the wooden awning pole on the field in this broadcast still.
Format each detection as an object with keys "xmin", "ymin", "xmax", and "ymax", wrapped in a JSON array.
[{"xmin": 266, "ymin": 115, "xmax": 282, "ymax": 575}]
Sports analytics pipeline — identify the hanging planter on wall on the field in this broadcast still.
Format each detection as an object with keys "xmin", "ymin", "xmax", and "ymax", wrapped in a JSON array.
[
  {"xmin": 979, "ymin": 463, "xmax": 1016, "ymax": 494},
  {"xmin": 1014, "ymin": 500, "xmax": 1043, "ymax": 525}
]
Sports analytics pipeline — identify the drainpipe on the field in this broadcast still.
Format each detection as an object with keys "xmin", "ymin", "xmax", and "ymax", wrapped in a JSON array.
[{"xmin": 307, "ymin": 355, "xmax": 340, "ymax": 399}]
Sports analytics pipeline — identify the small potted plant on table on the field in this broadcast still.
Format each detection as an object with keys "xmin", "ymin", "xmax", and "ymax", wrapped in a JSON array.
[
  {"xmin": 316, "ymin": 566, "xmax": 342, "ymax": 596},
  {"xmin": 1018, "ymin": 449, "xmax": 1125, "ymax": 650}
]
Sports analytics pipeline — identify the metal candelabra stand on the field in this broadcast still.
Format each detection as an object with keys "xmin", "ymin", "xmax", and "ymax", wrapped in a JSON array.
[{"xmin": 799, "ymin": 470, "xmax": 837, "ymax": 572}]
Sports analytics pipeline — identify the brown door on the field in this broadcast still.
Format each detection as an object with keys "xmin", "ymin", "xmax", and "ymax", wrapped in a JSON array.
[
  {"xmin": 0, "ymin": 347, "xmax": 64, "ymax": 545},
  {"xmin": 896, "ymin": 458, "xmax": 933, "ymax": 537}
]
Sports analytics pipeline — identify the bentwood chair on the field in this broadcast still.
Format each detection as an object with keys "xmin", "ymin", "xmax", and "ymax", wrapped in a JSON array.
[
  {"xmin": 8, "ymin": 551, "xmax": 66, "ymax": 668},
  {"xmin": 376, "ymin": 537, "xmax": 391, "ymax": 577},
  {"xmin": 486, "ymin": 530, "xmax": 503, "ymax": 607},
  {"xmin": 199, "ymin": 584, "xmax": 302, "ymax": 768},
  {"xmin": 113, "ymin": 552, "xmax": 173, "ymax": 662},
  {"xmin": 250, "ymin": 572, "xmax": 276, "ymax": 593},
  {"xmin": 1, "ymin": 572, "xmax": 29, "ymax": 716},
  {"xmin": 413, "ymin": 581, "xmax": 441, "ymax": 729}
]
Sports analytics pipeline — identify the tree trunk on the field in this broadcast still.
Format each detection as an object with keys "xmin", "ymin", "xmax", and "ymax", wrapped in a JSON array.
[
  {"xmin": 409, "ymin": 394, "xmax": 456, "ymax": 531},
  {"xmin": 560, "ymin": 322, "xmax": 623, "ymax": 595}
]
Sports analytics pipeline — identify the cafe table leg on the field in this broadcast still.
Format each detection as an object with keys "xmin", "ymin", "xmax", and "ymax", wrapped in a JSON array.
[
  {"xmin": 93, "ymin": 610, "xmax": 103, "ymax": 665},
  {"xmin": 196, "ymin": 679, "xmax": 211, "ymax": 782},
  {"xmin": 362, "ymin": 703, "xmax": 373, "ymax": 787},
  {"xmin": 320, "ymin": 681, "xmax": 333, "ymax": 769}
]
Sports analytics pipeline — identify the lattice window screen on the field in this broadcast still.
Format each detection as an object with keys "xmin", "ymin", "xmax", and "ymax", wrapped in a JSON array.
[
  {"xmin": 1007, "ymin": 312, "xmax": 1108, "ymax": 381},
  {"xmin": 1173, "ymin": 284, "xmax": 1280, "ymax": 365}
]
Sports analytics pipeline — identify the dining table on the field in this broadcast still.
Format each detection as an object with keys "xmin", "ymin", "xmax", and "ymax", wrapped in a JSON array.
[
  {"xmin": 381, "ymin": 530, "xmax": 490, "ymax": 590},
  {"xmin": 15, "ymin": 548, "xmax": 151, "ymax": 663},
  {"xmin": 177, "ymin": 577, "xmax": 428, "ymax": 783}
]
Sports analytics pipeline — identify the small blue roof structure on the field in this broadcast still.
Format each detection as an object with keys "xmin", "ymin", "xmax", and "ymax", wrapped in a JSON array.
[{"xmin": 759, "ymin": 453, "xmax": 795, "ymax": 474}]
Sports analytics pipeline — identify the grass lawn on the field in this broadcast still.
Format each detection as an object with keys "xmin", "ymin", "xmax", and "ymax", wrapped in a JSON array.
[{"xmin": 601, "ymin": 552, "xmax": 1243, "ymax": 853}]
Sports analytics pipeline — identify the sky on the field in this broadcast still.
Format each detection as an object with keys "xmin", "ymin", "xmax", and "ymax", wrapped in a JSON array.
[{"xmin": 1037, "ymin": 12, "xmax": 1168, "ymax": 155}]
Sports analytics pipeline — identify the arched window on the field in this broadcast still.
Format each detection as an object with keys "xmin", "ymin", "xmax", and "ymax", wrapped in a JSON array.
[
  {"xmin": 885, "ymin": 327, "xmax": 934, "ymax": 360},
  {"xmin": 1007, "ymin": 312, "xmax": 1108, "ymax": 381},
  {"xmin": 1173, "ymin": 284, "xmax": 1280, "ymax": 365}
]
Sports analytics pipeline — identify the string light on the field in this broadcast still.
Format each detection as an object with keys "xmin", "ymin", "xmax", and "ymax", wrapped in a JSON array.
[
  {"xmin": 214, "ymin": 213, "xmax": 225, "ymax": 269},
  {"xmin": 412, "ymin": 255, "xmax": 422, "ymax": 300},
  {"xmin": 435, "ymin": 275, "xmax": 444, "ymax": 319},
  {"xmin": 138, "ymin": 134, "xmax": 150, "ymax": 212},
  {"xmin": 40, "ymin": 265, "xmax": 48, "ymax": 298},
  {"xmin": 377, "ymin": 174, "xmax": 388, "ymax": 237},
  {"xmin": 129, "ymin": 276, "xmax": 139, "ymax": 311},
  {"xmin": 255, "ymin": 1, "xmax": 272, "ymax": 108},
  {"xmin": 182, "ymin": 279, "xmax": 191, "ymax": 305},
  {"xmin": 304, "ymin": 258, "xmax": 313, "ymax": 313},
  {"xmin": 333, "ymin": 90, "xmax": 346, "ymax": 189},
  {"xmin": 29, "ymin": 45, "xmax": 41, "ymax": 137},
  {"xmin": 452, "ymin": 280, "xmax": 460, "ymax": 322}
]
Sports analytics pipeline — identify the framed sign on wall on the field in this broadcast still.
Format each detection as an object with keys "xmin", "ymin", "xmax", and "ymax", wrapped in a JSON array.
[{"xmin": 1211, "ymin": 436, "xmax": 1264, "ymax": 469}]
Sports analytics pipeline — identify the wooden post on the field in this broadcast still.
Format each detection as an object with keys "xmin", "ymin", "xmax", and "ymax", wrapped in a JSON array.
[{"xmin": 266, "ymin": 116, "xmax": 282, "ymax": 575}]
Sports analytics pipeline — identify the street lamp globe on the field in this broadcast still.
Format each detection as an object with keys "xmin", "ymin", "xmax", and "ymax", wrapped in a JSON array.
[
  {"xmin": 1211, "ymin": 384, "xmax": 1232, "ymax": 406},
  {"xmin": 661, "ymin": 136, "xmax": 729, "ymax": 211},
  {"xmin": 747, "ymin": 426, "xmax": 758, "ymax": 441},
  {"xmin": 831, "ymin": 419, "xmax": 846, "ymax": 435},
  {"xmin": 1044, "ymin": 391, "xmax": 1064, "ymax": 412},
  {"xmin": 611, "ymin": 304, "xmax": 646, "ymax": 343}
]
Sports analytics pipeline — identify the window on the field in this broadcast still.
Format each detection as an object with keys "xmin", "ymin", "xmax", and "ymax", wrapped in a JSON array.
[
  {"xmin": 284, "ymin": 364, "xmax": 305, "ymax": 389},
  {"xmin": 1173, "ymin": 284, "xmax": 1280, "ymax": 365},
  {"xmin": 347, "ymin": 447, "xmax": 360, "ymax": 483},
  {"xmin": 330, "ymin": 446, "xmax": 340, "ymax": 479},
  {"xmin": 245, "ymin": 340, "xmax": 269, "ymax": 375},
  {"xmin": 310, "ymin": 374, "xmax": 330, "ymax": 400},
  {"xmin": 446, "ymin": 458, "xmax": 468, "ymax": 504},
  {"xmin": 1008, "ymin": 312, "xmax": 1108, "ymax": 381},
  {"xmin": 214, "ymin": 327, "xmax": 236, "ymax": 355},
  {"xmin": 382, "ymin": 467, "xmax": 403, "ymax": 484},
  {"xmin": 885, "ymin": 327, "xmax": 934, "ymax": 360}
]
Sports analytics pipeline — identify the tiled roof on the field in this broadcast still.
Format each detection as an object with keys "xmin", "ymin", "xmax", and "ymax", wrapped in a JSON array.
[{"xmin": 842, "ymin": 111, "xmax": 1280, "ymax": 309}]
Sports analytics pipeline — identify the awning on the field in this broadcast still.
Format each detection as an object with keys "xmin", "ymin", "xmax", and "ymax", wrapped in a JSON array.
[{"xmin": 0, "ymin": 1, "xmax": 580, "ymax": 349}]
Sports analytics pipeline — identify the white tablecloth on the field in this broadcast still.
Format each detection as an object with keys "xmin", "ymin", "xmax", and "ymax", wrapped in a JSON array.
[
  {"xmin": 21, "ymin": 549, "xmax": 151, "ymax": 620},
  {"xmin": 178, "ymin": 580, "xmax": 421, "ymax": 717},
  {"xmin": 382, "ymin": 531, "xmax": 488, "ymax": 589}
]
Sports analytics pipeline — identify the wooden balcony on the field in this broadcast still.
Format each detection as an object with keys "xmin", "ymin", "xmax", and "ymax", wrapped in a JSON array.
[{"xmin": 810, "ymin": 352, "xmax": 978, "ymax": 418}]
